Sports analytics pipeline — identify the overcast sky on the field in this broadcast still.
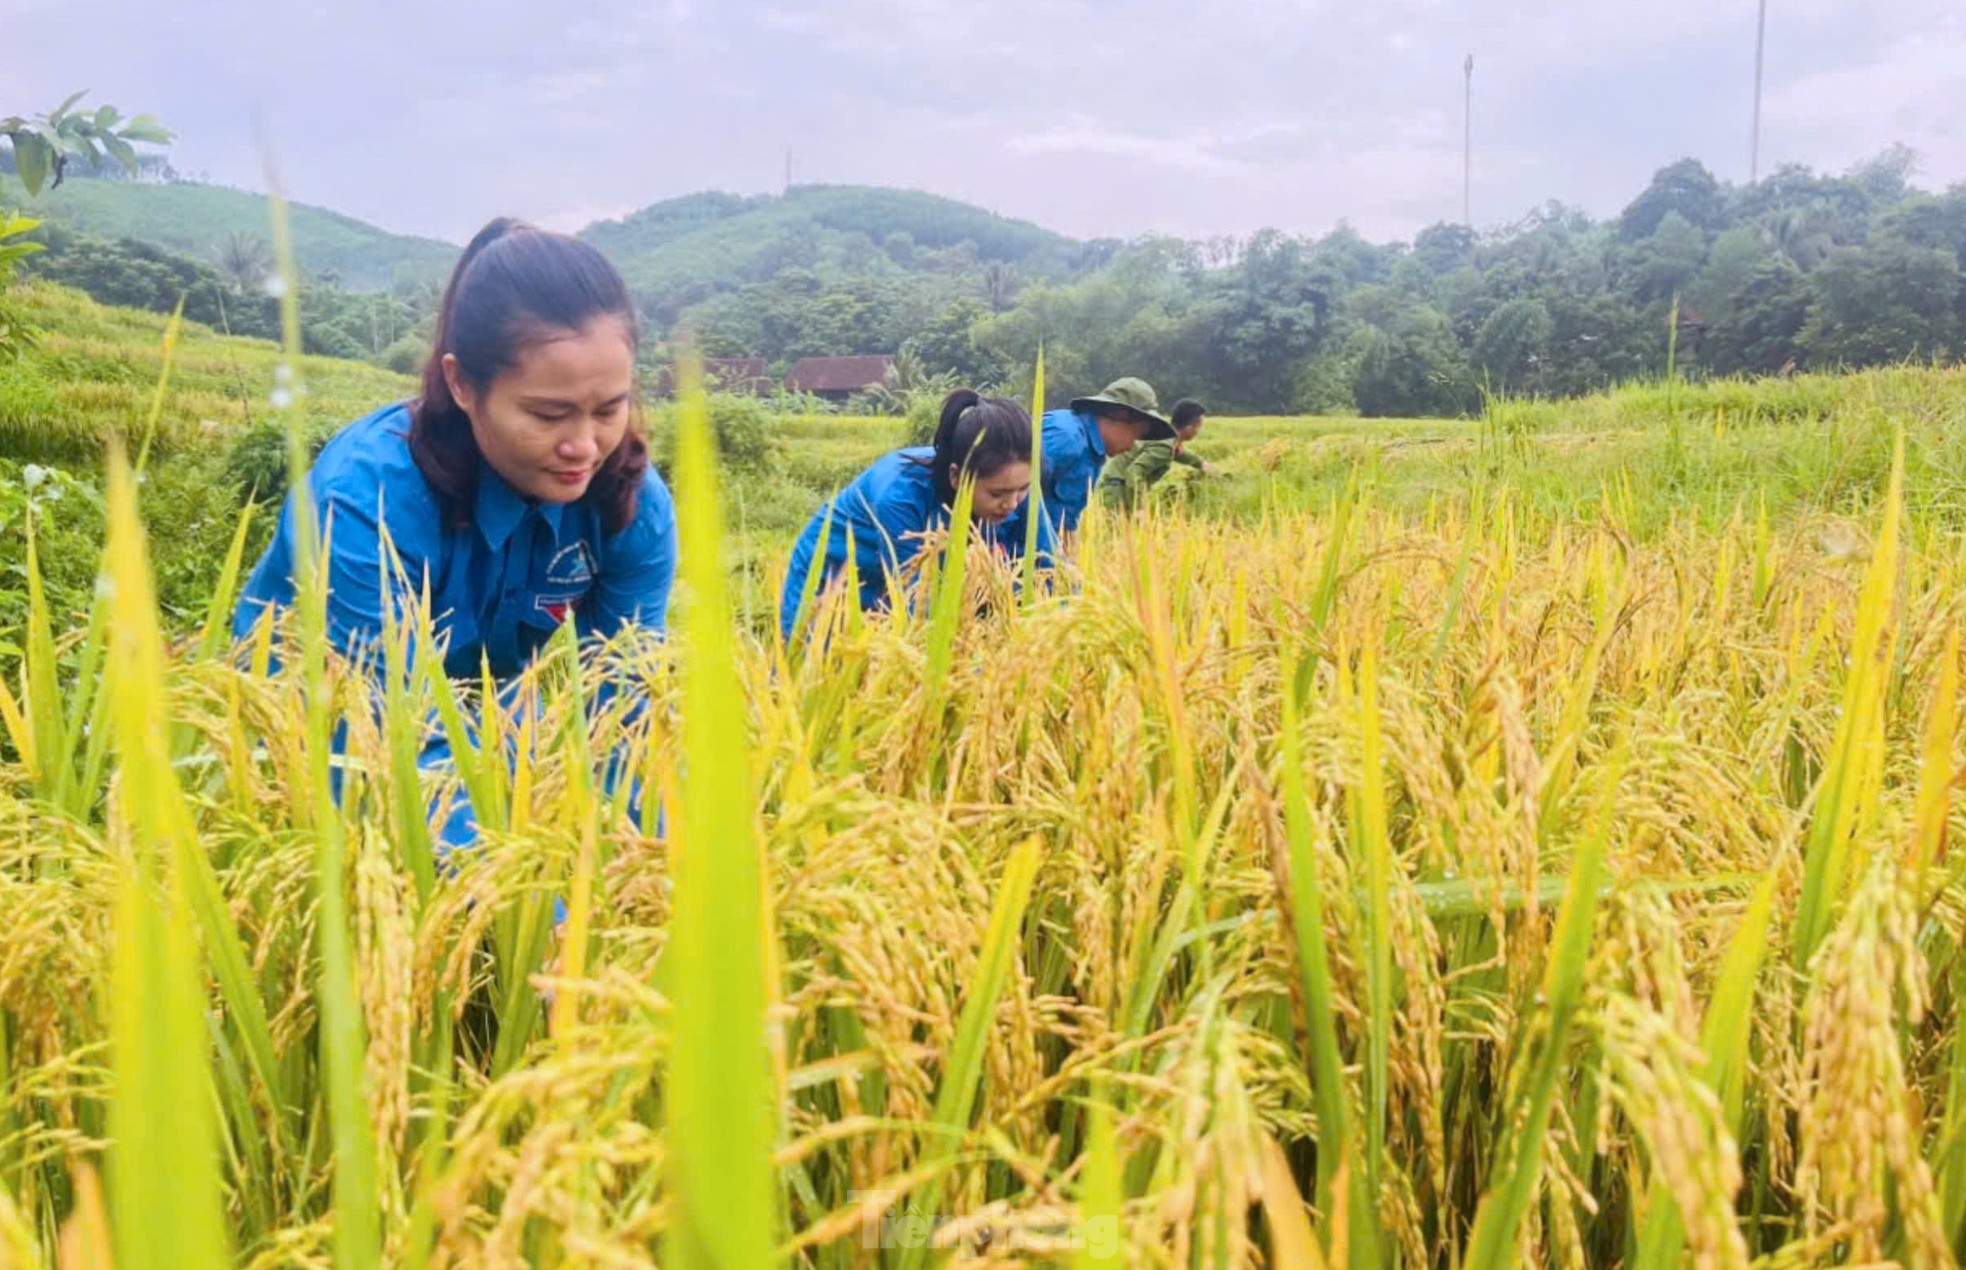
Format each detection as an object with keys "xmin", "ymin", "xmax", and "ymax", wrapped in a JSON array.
[{"xmin": 10, "ymin": 0, "xmax": 1964, "ymax": 247}]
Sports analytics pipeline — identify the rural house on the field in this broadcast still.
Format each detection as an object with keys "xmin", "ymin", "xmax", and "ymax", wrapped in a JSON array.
[{"xmin": 785, "ymin": 354, "xmax": 896, "ymax": 404}]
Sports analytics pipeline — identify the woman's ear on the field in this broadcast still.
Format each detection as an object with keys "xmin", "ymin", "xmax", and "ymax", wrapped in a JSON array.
[
  {"xmin": 442, "ymin": 353, "xmax": 475, "ymax": 417},
  {"xmin": 948, "ymin": 462, "xmax": 963, "ymax": 489}
]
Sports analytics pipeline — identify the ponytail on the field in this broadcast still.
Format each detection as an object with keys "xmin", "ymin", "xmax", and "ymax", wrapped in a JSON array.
[
  {"xmin": 408, "ymin": 217, "xmax": 649, "ymax": 534},
  {"xmin": 916, "ymin": 388, "xmax": 1034, "ymax": 505}
]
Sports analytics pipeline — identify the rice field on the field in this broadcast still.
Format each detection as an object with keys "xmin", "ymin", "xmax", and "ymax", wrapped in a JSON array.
[{"xmin": 4, "ymin": 276, "xmax": 1966, "ymax": 1268}]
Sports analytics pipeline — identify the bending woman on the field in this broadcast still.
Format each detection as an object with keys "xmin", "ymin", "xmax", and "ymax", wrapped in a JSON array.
[
  {"xmin": 234, "ymin": 217, "xmax": 675, "ymax": 670},
  {"xmin": 232, "ymin": 218, "xmax": 677, "ymax": 863},
  {"xmin": 779, "ymin": 389, "xmax": 1052, "ymax": 642}
]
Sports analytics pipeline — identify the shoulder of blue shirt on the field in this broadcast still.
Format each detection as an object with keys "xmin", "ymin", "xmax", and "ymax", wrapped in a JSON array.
[
  {"xmin": 303, "ymin": 401, "xmax": 443, "ymax": 552},
  {"xmin": 864, "ymin": 448, "xmax": 940, "ymax": 527}
]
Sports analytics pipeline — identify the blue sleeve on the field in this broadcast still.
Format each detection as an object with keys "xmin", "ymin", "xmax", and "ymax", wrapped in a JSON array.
[
  {"xmin": 316, "ymin": 487, "xmax": 438, "ymax": 665},
  {"xmin": 230, "ymin": 469, "xmax": 435, "ymax": 670},
  {"xmin": 1044, "ymin": 454, "xmax": 1092, "ymax": 534},
  {"xmin": 1036, "ymin": 496, "xmax": 1060, "ymax": 559},
  {"xmin": 998, "ymin": 494, "xmax": 1059, "ymax": 569},
  {"xmin": 582, "ymin": 468, "xmax": 678, "ymax": 640},
  {"xmin": 852, "ymin": 487, "xmax": 932, "ymax": 612},
  {"xmin": 1039, "ymin": 415, "xmax": 1097, "ymax": 535}
]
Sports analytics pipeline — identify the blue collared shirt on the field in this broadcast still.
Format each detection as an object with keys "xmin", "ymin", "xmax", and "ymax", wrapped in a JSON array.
[
  {"xmin": 1038, "ymin": 407, "xmax": 1107, "ymax": 535},
  {"xmin": 779, "ymin": 446, "xmax": 1054, "ymax": 640},
  {"xmin": 233, "ymin": 401, "xmax": 677, "ymax": 677}
]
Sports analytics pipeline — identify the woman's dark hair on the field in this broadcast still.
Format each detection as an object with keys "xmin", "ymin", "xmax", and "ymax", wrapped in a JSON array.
[
  {"xmin": 1171, "ymin": 398, "xmax": 1206, "ymax": 429},
  {"xmin": 916, "ymin": 389, "xmax": 1034, "ymax": 505},
  {"xmin": 409, "ymin": 217, "xmax": 648, "ymax": 533}
]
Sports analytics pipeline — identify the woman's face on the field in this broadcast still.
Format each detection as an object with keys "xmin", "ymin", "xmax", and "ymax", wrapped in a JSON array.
[
  {"xmin": 953, "ymin": 459, "xmax": 1032, "ymax": 526},
  {"xmin": 444, "ymin": 316, "xmax": 636, "ymax": 504}
]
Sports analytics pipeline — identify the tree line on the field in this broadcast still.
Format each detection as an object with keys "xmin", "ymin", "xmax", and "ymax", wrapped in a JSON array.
[
  {"xmin": 18, "ymin": 221, "xmax": 440, "ymax": 367},
  {"xmin": 684, "ymin": 147, "xmax": 1966, "ymax": 416}
]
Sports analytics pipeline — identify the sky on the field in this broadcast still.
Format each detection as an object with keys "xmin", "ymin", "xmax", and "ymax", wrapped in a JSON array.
[{"xmin": 9, "ymin": 0, "xmax": 1965, "ymax": 248}]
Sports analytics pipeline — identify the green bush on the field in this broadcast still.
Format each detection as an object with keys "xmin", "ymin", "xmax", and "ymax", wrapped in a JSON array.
[
  {"xmin": 903, "ymin": 391, "xmax": 939, "ymax": 447},
  {"xmin": 381, "ymin": 334, "xmax": 426, "ymax": 377},
  {"xmin": 222, "ymin": 413, "xmax": 336, "ymax": 503},
  {"xmin": 0, "ymin": 458, "xmax": 104, "ymax": 650},
  {"xmin": 648, "ymin": 392, "xmax": 780, "ymax": 479}
]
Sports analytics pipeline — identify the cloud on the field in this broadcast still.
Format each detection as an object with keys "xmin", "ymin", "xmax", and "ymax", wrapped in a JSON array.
[
  {"xmin": 1005, "ymin": 124, "xmax": 1242, "ymax": 174},
  {"xmin": 7, "ymin": 0, "xmax": 1962, "ymax": 247},
  {"xmin": 1763, "ymin": 18, "xmax": 1966, "ymax": 180}
]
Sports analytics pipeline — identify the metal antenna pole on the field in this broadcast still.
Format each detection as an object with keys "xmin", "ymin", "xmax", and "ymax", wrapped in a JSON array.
[
  {"xmin": 1750, "ymin": 0, "xmax": 1767, "ymax": 182},
  {"xmin": 1463, "ymin": 54, "xmax": 1475, "ymax": 226}
]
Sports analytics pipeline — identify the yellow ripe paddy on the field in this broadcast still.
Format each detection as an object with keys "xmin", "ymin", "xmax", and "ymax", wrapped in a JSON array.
[{"xmin": 3, "ymin": 284, "xmax": 1966, "ymax": 1267}]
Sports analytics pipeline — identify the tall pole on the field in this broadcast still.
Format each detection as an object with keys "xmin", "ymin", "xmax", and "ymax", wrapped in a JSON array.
[
  {"xmin": 1749, "ymin": 0, "xmax": 1767, "ymax": 182},
  {"xmin": 1463, "ymin": 54, "xmax": 1474, "ymax": 227}
]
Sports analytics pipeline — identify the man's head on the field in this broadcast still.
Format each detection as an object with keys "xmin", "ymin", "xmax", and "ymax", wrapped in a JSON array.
[
  {"xmin": 1171, "ymin": 398, "xmax": 1206, "ymax": 444},
  {"xmin": 1071, "ymin": 377, "xmax": 1174, "ymax": 456}
]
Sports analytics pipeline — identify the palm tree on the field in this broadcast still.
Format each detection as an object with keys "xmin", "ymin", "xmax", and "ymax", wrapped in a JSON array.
[
  {"xmin": 216, "ymin": 231, "xmax": 275, "ymax": 293},
  {"xmin": 980, "ymin": 261, "xmax": 1019, "ymax": 313},
  {"xmin": 859, "ymin": 347, "xmax": 958, "ymax": 416},
  {"xmin": 1760, "ymin": 208, "xmax": 1833, "ymax": 270}
]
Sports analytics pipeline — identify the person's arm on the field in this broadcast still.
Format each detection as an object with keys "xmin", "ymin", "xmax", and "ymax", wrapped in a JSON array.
[
  {"xmin": 1097, "ymin": 447, "xmax": 1137, "ymax": 509},
  {"xmin": 1123, "ymin": 440, "xmax": 1175, "ymax": 501},
  {"xmin": 580, "ymin": 469, "xmax": 679, "ymax": 641},
  {"xmin": 859, "ymin": 483, "xmax": 934, "ymax": 616},
  {"xmin": 312, "ymin": 483, "xmax": 436, "ymax": 668},
  {"xmin": 998, "ymin": 484, "xmax": 1060, "ymax": 571},
  {"xmin": 1172, "ymin": 445, "xmax": 1207, "ymax": 472},
  {"xmin": 1044, "ymin": 450, "xmax": 1094, "ymax": 536}
]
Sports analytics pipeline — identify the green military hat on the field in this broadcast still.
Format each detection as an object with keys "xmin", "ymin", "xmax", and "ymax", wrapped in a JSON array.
[{"xmin": 1071, "ymin": 377, "xmax": 1176, "ymax": 441}]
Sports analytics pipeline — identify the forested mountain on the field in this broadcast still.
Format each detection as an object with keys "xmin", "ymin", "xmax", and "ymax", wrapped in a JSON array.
[
  {"xmin": 23, "ymin": 173, "xmax": 458, "ymax": 290},
  {"xmin": 581, "ymin": 184, "xmax": 1112, "ymax": 322}
]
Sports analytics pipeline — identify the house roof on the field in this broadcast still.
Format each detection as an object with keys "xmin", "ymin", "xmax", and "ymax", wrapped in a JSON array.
[{"xmin": 785, "ymin": 354, "xmax": 896, "ymax": 393}]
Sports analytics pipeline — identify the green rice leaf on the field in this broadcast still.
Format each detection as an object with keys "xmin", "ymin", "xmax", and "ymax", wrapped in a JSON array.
[
  {"xmin": 665, "ymin": 352, "xmax": 780, "ymax": 1270},
  {"xmin": 100, "ymin": 446, "xmax": 229, "ymax": 1270}
]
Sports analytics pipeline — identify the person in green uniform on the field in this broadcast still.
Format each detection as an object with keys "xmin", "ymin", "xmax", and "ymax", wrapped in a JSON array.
[{"xmin": 1098, "ymin": 397, "xmax": 1211, "ymax": 509}]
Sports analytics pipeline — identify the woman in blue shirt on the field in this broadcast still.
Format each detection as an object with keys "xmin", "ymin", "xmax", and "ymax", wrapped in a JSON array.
[
  {"xmin": 234, "ymin": 218, "xmax": 677, "ymax": 871},
  {"xmin": 234, "ymin": 217, "xmax": 676, "ymax": 672},
  {"xmin": 779, "ymin": 389, "xmax": 1052, "ymax": 642}
]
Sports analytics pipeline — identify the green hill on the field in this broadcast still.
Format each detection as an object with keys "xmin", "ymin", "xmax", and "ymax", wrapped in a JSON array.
[
  {"xmin": 579, "ymin": 184, "xmax": 1099, "ymax": 318},
  {"xmin": 25, "ymin": 180, "xmax": 1099, "ymax": 319},
  {"xmin": 26, "ymin": 177, "xmax": 458, "ymax": 291}
]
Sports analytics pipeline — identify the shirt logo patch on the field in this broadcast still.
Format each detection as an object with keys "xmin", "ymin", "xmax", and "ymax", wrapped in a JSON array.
[
  {"xmin": 547, "ymin": 543, "xmax": 597, "ymax": 586},
  {"xmin": 536, "ymin": 594, "xmax": 581, "ymax": 624}
]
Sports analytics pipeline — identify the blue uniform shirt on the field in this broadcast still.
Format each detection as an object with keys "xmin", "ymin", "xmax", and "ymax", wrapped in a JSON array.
[
  {"xmin": 234, "ymin": 401, "xmax": 678, "ymax": 676},
  {"xmin": 1038, "ymin": 407, "xmax": 1108, "ymax": 536},
  {"xmin": 779, "ymin": 446, "xmax": 1054, "ymax": 640}
]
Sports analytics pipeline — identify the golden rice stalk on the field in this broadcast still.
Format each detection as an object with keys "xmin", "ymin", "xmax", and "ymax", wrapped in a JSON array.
[
  {"xmin": 1462, "ymin": 750, "xmax": 1623, "ymax": 1269},
  {"xmin": 1793, "ymin": 431, "xmax": 1903, "ymax": 969},
  {"xmin": 899, "ymin": 835, "xmax": 1041, "ymax": 1270},
  {"xmin": 1795, "ymin": 857, "xmax": 1952, "ymax": 1268}
]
